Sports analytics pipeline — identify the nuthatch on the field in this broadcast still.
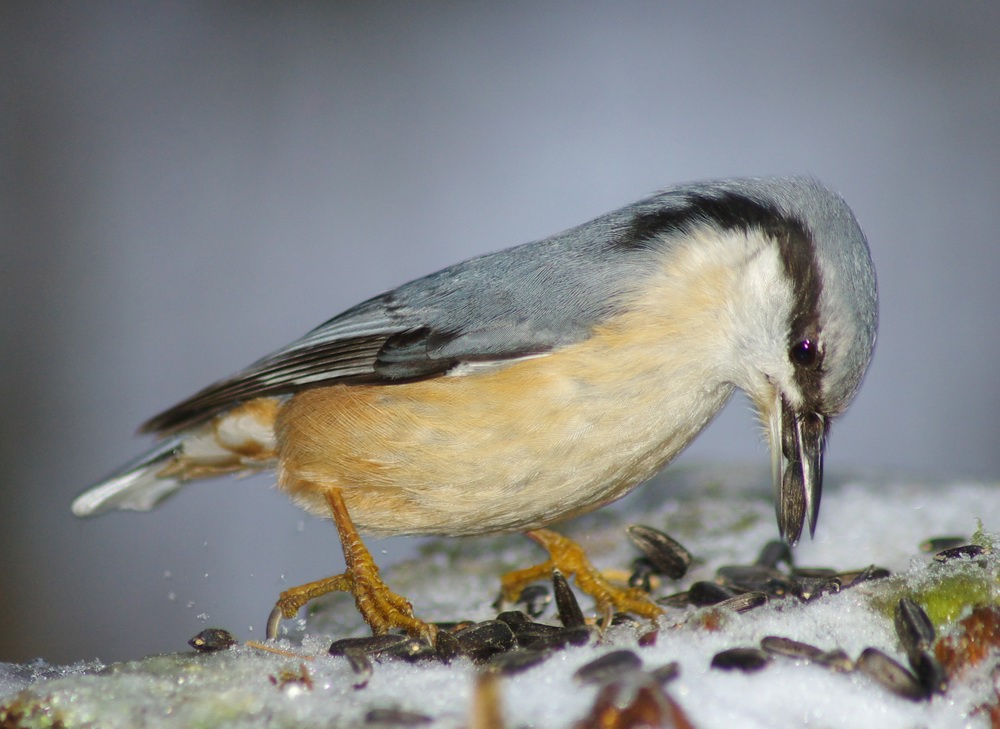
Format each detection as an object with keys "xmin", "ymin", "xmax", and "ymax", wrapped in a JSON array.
[{"xmin": 73, "ymin": 176, "xmax": 877, "ymax": 641}]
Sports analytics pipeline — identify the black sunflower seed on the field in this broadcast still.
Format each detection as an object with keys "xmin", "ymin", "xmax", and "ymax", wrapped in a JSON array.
[
  {"xmin": 856, "ymin": 647, "xmax": 929, "ymax": 701},
  {"xmin": 433, "ymin": 630, "xmax": 465, "ymax": 663},
  {"xmin": 506, "ymin": 620, "xmax": 564, "ymax": 648},
  {"xmin": 521, "ymin": 625, "xmax": 592, "ymax": 652},
  {"xmin": 329, "ymin": 634, "xmax": 412, "ymax": 656},
  {"xmin": 755, "ymin": 540, "xmax": 794, "ymax": 570},
  {"xmin": 814, "ymin": 649, "xmax": 854, "ymax": 672},
  {"xmin": 628, "ymin": 557, "xmax": 656, "ymax": 592},
  {"xmin": 909, "ymin": 649, "xmax": 949, "ymax": 695},
  {"xmin": 487, "ymin": 649, "xmax": 551, "ymax": 675},
  {"xmin": 343, "ymin": 648, "xmax": 373, "ymax": 683},
  {"xmin": 715, "ymin": 591, "xmax": 768, "ymax": 613},
  {"xmin": 895, "ymin": 597, "xmax": 935, "ymax": 656},
  {"xmin": 552, "ymin": 569, "xmax": 586, "ymax": 628},
  {"xmin": 792, "ymin": 576, "xmax": 841, "ymax": 601},
  {"xmin": 688, "ymin": 581, "xmax": 736, "ymax": 606},
  {"xmin": 934, "ymin": 544, "xmax": 987, "ymax": 562},
  {"xmin": 454, "ymin": 620, "xmax": 516, "ymax": 663},
  {"xmin": 760, "ymin": 636, "xmax": 825, "ymax": 660},
  {"xmin": 517, "ymin": 584, "xmax": 551, "ymax": 618},
  {"xmin": 188, "ymin": 628, "xmax": 237, "ymax": 652},
  {"xmin": 711, "ymin": 647, "xmax": 771, "ymax": 672},
  {"xmin": 574, "ymin": 649, "xmax": 643, "ymax": 685},
  {"xmin": 716, "ymin": 565, "xmax": 792, "ymax": 596},
  {"xmin": 626, "ymin": 525, "xmax": 693, "ymax": 579}
]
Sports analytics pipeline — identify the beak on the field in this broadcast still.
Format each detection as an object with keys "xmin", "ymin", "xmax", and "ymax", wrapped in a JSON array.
[{"xmin": 767, "ymin": 393, "xmax": 827, "ymax": 545}]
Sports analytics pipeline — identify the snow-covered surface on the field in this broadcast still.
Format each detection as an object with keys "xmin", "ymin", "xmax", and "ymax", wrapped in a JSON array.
[{"xmin": 2, "ymin": 467, "xmax": 999, "ymax": 728}]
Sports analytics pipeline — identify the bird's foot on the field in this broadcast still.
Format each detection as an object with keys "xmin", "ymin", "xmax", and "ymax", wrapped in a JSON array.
[
  {"xmin": 501, "ymin": 528, "xmax": 662, "ymax": 620},
  {"xmin": 266, "ymin": 487, "xmax": 437, "ymax": 644}
]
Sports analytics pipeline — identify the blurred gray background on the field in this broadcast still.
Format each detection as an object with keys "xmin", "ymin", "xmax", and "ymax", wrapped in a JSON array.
[{"xmin": 2, "ymin": 2, "xmax": 998, "ymax": 664}]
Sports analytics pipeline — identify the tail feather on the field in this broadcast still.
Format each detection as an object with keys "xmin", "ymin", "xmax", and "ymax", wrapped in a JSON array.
[
  {"xmin": 72, "ymin": 438, "xmax": 186, "ymax": 516},
  {"xmin": 73, "ymin": 398, "xmax": 281, "ymax": 517}
]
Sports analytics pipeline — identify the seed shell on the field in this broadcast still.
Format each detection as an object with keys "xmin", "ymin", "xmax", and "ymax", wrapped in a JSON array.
[
  {"xmin": 517, "ymin": 584, "xmax": 551, "ymax": 617},
  {"xmin": 574, "ymin": 649, "xmax": 643, "ymax": 685},
  {"xmin": 687, "ymin": 581, "xmax": 736, "ymax": 606},
  {"xmin": 760, "ymin": 636, "xmax": 825, "ymax": 660},
  {"xmin": 895, "ymin": 597, "xmax": 935, "ymax": 656},
  {"xmin": 856, "ymin": 647, "xmax": 929, "ymax": 701},
  {"xmin": 552, "ymin": 569, "xmax": 586, "ymax": 628},
  {"xmin": 934, "ymin": 544, "xmax": 987, "ymax": 562},
  {"xmin": 188, "ymin": 628, "xmax": 237, "ymax": 653},
  {"xmin": 715, "ymin": 591, "xmax": 768, "ymax": 613},
  {"xmin": 487, "ymin": 649, "xmax": 551, "ymax": 675},
  {"xmin": 454, "ymin": 620, "xmax": 516, "ymax": 663},
  {"xmin": 710, "ymin": 647, "xmax": 771, "ymax": 672},
  {"xmin": 521, "ymin": 625, "xmax": 592, "ymax": 652},
  {"xmin": 755, "ymin": 540, "xmax": 794, "ymax": 570},
  {"xmin": 626, "ymin": 525, "xmax": 693, "ymax": 579}
]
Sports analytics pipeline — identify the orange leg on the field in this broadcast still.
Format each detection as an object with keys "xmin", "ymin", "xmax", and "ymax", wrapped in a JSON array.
[
  {"xmin": 266, "ymin": 487, "xmax": 436, "ymax": 643},
  {"xmin": 500, "ymin": 528, "xmax": 662, "ymax": 620}
]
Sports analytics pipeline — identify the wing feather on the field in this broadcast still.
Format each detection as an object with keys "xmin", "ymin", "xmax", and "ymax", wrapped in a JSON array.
[{"xmin": 140, "ymin": 179, "xmax": 779, "ymax": 435}]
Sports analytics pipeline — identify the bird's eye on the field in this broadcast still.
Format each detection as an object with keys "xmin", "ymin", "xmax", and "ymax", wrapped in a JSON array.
[{"xmin": 790, "ymin": 338, "xmax": 819, "ymax": 367}]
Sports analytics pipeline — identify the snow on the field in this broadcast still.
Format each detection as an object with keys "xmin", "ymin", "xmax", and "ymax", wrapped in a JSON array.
[{"xmin": 2, "ymin": 466, "xmax": 999, "ymax": 728}]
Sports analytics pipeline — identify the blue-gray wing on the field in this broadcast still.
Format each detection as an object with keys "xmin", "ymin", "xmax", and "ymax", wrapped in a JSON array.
[
  {"xmin": 141, "ymin": 203, "xmax": 659, "ymax": 434},
  {"xmin": 141, "ymin": 176, "xmax": 830, "ymax": 434}
]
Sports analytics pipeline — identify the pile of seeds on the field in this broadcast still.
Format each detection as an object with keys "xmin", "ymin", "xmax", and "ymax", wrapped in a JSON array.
[{"xmin": 187, "ymin": 524, "xmax": 994, "ymax": 725}]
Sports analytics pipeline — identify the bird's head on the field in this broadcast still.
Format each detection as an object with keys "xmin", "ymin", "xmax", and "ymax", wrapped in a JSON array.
[{"xmin": 678, "ymin": 178, "xmax": 878, "ymax": 545}]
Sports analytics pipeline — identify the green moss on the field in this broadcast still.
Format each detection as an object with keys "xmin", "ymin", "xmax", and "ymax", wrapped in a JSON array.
[{"xmin": 915, "ymin": 574, "xmax": 995, "ymax": 628}]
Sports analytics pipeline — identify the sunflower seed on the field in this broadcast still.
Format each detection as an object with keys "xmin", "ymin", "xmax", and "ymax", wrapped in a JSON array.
[
  {"xmin": 755, "ymin": 540, "xmax": 794, "ymax": 570},
  {"xmin": 638, "ymin": 628, "xmax": 658, "ymax": 647},
  {"xmin": 628, "ymin": 557, "xmax": 656, "ymax": 592},
  {"xmin": 716, "ymin": 565, "xmax": 792, "ymax": 596},
  {"xmin": 626, "ymin": 525, "xmax": 693, "ymax": 579},
  {"xmin": 792, "ymin": 576, "xmax": 841, "ymax": 601},
  {"xmin": 454, "ymin": 620, "xmax": 516, "ymax": 663},
  {"xmin": 329, "ymin": 634, "xmax": 412, "ymax": 656},
  {"xmin": 687, "ymin": 581, "xmax": 736, "ymax": 606},
  {"xmin": 856, "ymin": 647, "xmax": 928, "ymax": 700},
  {"xmin": 344, "ymin": 648, "xmax": 373, "ymax": 684},
  {"xmin": 433, "ymin": 629, "xmax": 465, "ymax": 663},
  {"xmin": 909, "ymin": 649, "xmax": 949, "ymax": 695},
  {"xmin": 656, "ymin": 590, "xmax": 692, "ymax": 608},
  {"xmin": 188, "ymin": 628, "xmax": 237, "ymax": 652},
  {"xmin": 506, "ymin": 620, "xmax": 564, "ymax": 648},
  {"xmin": 552, "ymin": 569, "xmax": 586, "ymax": 628},
  {"xmin": 380, "ymin": 638, "xmax": 439, "ymax": 663},
  {"xmin": 487, "ymin": 648, "xmax": 550, "ymax": 675},
  {"xmin": 934, "ymin": 544, "xmax": 987, "ymax": 562},
  {"xmin": 760, "ymin": 635, "xmax": 825, "ymax": 660},
  {"xmin": 716, "ymin": 591, "xmax": 768, "ymax": 613},
  {"xmin": 495, "ymin": 610, "xmax": 531, "ymax": 629},
  {"xmin": 517, "ymin": 584, "xmax": 551, "ymax": 617},
  {"xmin": 895, "ymin": 597, "xmax": 935, "ymax": 656},
  {"xmin": 574, "ymin": 649, "xmax": 643, "ymax": 685},
  {"xmin": 814, "ymin": 649, "xmax": 854, "ymax": 672},
  {"xmin": 710, "ymin": 647, "xmax": 771, "ymax": 672},
  {"xmin": 521, "ymin": 625, "xmax": 592, "ymax": 652}
]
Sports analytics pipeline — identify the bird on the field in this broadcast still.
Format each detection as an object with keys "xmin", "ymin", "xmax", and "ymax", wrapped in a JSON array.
[{"xmin": 73, "ymin": 176, "xmax": 878, "ymax": 643}]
